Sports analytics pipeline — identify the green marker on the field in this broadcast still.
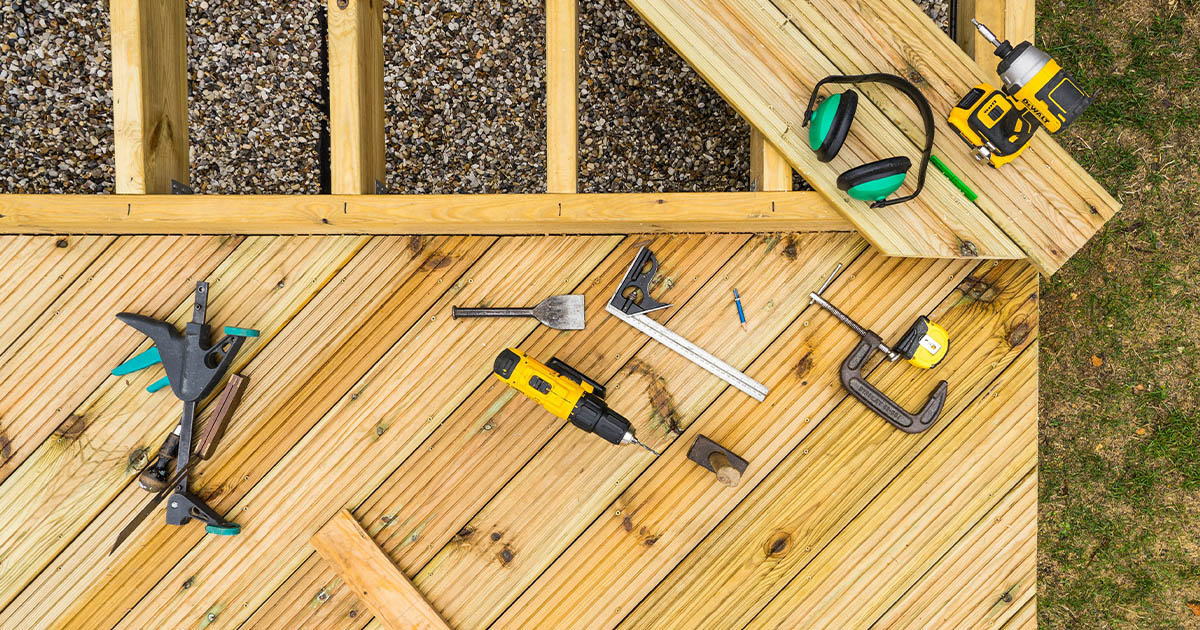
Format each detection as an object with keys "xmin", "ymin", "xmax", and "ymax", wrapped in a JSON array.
[{"xmin": 930, "ymin": 154, "xmax": 978, "ymax": 202}]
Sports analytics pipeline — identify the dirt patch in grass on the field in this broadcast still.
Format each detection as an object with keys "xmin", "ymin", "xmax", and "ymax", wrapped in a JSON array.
[{"xmin": 1039, "ymin": 1, "xmax": 1200, "ymax": 627}]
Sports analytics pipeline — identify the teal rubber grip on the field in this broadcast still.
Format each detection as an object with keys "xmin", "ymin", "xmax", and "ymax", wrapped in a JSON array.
[
  {"xmin": 223, "ymin": 326, "xmax": 259, "ymax": 337},
  {"xmin": 147, "ymin": 376, "xmax": 170, "ymax": 393},
  {"xmin": 112, "ymin": 347, "xmax": 161, "ymax": 375},
  {"xmin": 205, "ymin": 523, "xmax": 241, "ymax": 536}
]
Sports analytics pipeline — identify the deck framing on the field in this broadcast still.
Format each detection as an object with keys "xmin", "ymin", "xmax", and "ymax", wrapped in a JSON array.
[{"xmin": 0, "ymin": 0, "xmax": 1076, "ymax": 628}]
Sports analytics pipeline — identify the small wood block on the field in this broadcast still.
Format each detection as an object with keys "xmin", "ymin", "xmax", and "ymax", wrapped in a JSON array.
[
  {"xmin": 196, "ymin": 374, "xmax": 247, "ymax": 460},
  {"xmin": 687, "ymin": 435, "xmax": 748, "ymax": 487},
  {"xmin": 311, "ymin": 510, "xmax": 453, "ymax": 630}
]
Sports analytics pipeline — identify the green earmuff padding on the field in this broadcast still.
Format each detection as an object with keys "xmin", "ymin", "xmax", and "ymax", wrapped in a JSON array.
[
  {"xmin": 846, "ymin": 172, "xmax": 908, "ymax": 201},
  {"xmin": 808, "ymin": 93, "xmax": 842, "ymax": 151}
]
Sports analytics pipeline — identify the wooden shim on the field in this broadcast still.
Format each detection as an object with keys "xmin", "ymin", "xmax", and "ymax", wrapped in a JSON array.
[
  {"xmin": 237, "ymin": 234, "xmax": 754, "ymax": 630},
  {"xmin": 622, "ymin": 0, "xmax": 1023, "ymax": 260},
  {"xmin": 745, "ymin": 349, "xmax": 1038, "ymax": 629},
  {"xmin": 546, "ymin": 0, "xmax": 579, "ymax": 193},
  {"xmin": 617, "ymin": 260, "xmax": 1038, "ymax": 630},
  {"xmin": 5, "ymin": 236, "xmax": 491, "ymax": 628},
  {"xmin": 749, "ymin": 129, "xmax": 792, "ymax": 192},
  {"xmin": 0, "ymin": 236, "xmax": 370, "ymax": 617},
  {"xmin": 871, "ymin": 471, "xmax": 1037, "ymax": 629},
  {"xmin": 0, "ymin": 192, "xmax": 852, "ymax": 235},
  {"xmin": 328, "ymin": 0, "xmax": 386, "ymax": 194},
  {"xmin": 110, "ymin": 0, "xmax": 188, "ymax": 193},
  {"xmin": 498, "ymin": 258, "xmax": 1037, "ymax": 630},
  {"xmin": 96, "ymin": 237, "xmax": 622, "ymax": 629},
  {"xmin": 311, "ymin": 511, "xmax": 452, "ymax": 630}
]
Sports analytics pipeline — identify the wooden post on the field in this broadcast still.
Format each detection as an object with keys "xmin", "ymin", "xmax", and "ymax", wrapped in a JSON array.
[
  {"xmin": 327, "ymin": 0, "xmax": 386, "ymax": 194},
  {"xmin": 750, "ymin": 129, "xmax": 792, "ymax": 192},
  {"xmin": 311, "ymin": 510, "xmax": 453, "ymax": 630},
  {"xmin": 956, "ymin": 0, "xmax": 1036, "ymax": 84},
  {"xmin": 546, "ymin": 0, "xmax": 578, "ymax": 193},
  {"xmin": 110, "ymin": 0, "xmax": 189, "ymax": 194}
]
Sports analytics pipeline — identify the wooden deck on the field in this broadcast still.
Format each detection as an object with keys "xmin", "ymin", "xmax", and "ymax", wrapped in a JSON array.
[{"xmin": 0, "ymin": 233, "xmax": 1036, "ymax": 629}]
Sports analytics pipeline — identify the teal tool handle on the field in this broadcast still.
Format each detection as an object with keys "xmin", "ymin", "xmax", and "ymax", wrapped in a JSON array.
[
  {"xmin": 112, "ymin": 347, "xmax": 161, "ymax": 376},
  {"xmin": 223, "ymin": 326, "xmax": 259, "ymax": 337}
]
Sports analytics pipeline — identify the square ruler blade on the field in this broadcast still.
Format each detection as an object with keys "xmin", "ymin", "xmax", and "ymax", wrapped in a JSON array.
[{"xmin": 607, "ymin": 247, "xmax": 768, "ymax": 402}]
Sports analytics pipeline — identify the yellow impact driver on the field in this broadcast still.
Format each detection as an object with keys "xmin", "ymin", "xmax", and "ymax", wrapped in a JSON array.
[
  {"xmin": 493, "ymin": 348, "xmax": 659, "ymax": 455},
  {"xmin": 949, "ymin": 19, "xmax": 1091, "ymax": 167}
]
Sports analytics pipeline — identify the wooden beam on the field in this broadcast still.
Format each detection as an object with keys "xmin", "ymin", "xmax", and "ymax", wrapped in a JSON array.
[
  {"xmin": 0, "ymin": 192, "xmax": 852, "ymax": 234},
  {"xmin": 110, "ymin": 0, "xmax": 189, "ymax": 194},
  {"xmin": 311, "ymin": 511, "xmax": 452, "ymax": 630},
  {"xmin": 749, "ymin": 129, "xmax": 792, "ymax": 192},
  {"xmin": 955, "ymin": 0, "xmax": 1036, "ymax": 85},
  {"xmin": 546, "ymin": 0, "xmax": 579, "ymax": 193},
  {"xmin": 328, "ymin": 0, "xmax": 386, "ymax": 194}
]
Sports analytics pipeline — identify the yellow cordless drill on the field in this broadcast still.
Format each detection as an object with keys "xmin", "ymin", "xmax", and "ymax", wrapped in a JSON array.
[
  {"xmin": 493, "ymin": 348, "xmax": 659, "ymax": 454},
  {"xmin": 948, "ymin": 20, "xmax": 1091, "ymax": 167}
]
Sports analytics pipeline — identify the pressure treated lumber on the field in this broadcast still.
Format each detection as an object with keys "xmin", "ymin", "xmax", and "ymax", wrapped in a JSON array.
[
  {"xmin": 871, "ymin": 471, "xmax": 1037, "ymax": 629},
  {"xmin": 412, "ymin": 234, "xmax": 867, "ymax": 629},
  {"xmin": 0, "ymin": 236, "xmax": 366, "ymax": 613},
  {"xmin": 311, "ymin": 511, "xmax": 451, "ymax": 630},
  {"xmin": 956, "ymin": 0, "xmax": 1036, "ymax": 81},
  {"xmin": 498, "ymin": 258, "xmax": 1037, "ymax": 630},
  {"xmin": 93, "ymin": 238, "xmax": 620, "ymax": 629},
  {"xmin": 744, "ymin": 351, "xmax": 1037, "ymax": 629},
  {"xmin": 618, "ymin": 260, "xmax": 1038, "ymax": 630},
  {"xmin": 0, "ymin": 237, "xmax": 239, "ymax": 485},
  {"xmin": 765, "ymin": 0, "xmax": 1119, "ymax": 272},
  {"xmin": 110, "ymin": 0, "xmax": 188, "ymax": 193},
  {"xmin": 0, "ymin": 192, "xmax": 850, "ymax": 234},
  {"xmin": 239, "ymin": 234, "xmax": 754, "ymax": 630},
  {"xmin": 546, "ymin": 0, "xmax": 579, "ymax": 193},
  {"xmin": 328, "ymin": 0, "xmax": 386, "ymax": 194},
  {"xmin": 749, "ymin": 130, "xmax": 792, "ymax": 192},
  {"xmin": 3, "ymin": 236, "xmax": 493, "ymax": 628},
  {"xmin": 622, "ymin": 0, "xmax": 1024, "ymax": 261}
]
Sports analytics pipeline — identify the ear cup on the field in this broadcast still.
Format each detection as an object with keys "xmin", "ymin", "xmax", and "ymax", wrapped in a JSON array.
[
  {"xmin": 837, "ymin": 156, "xmax": 912, "ymax": 202},
  {"xmin": 808, "ymin": 90, "xmax": 858, "ymax": 162}
]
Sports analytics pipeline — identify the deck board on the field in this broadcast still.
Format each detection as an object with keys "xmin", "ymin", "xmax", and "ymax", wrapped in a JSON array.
[{"xmin": 0, "ymin": 234, "xmax": 1038, "ymax": 629}]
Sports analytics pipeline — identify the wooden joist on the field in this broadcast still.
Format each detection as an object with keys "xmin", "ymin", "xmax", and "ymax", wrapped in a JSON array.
[
  {"xmin": 110, "ymin": 0, "xmax": 189, "ymax": 193},
  {"xmin": 0, "ymin": 192, "xmax": 851, "ymax": 234},
  {"xmin": 749, "ymin": 129, "xmax": 792, "ymax": 192},
  {"xmin": 624, "ymin": 0, "xmax": 1118, "ymax": 272},
  {"xmin": 327, "ymin": 0, "xmax": 387, "ymax": 194},
  {"xmin": 311, "ymin": 511, "xmax": 451, "ymax": 630},
  {"xmin": 546, "ymin": 0, "xmax": 579, "ymax": 193}
]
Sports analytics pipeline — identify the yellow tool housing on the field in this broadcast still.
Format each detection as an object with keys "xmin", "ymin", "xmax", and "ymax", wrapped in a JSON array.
[{"xmin": 493, "ymin": 347, "xmax": 591, "ymax": 421}]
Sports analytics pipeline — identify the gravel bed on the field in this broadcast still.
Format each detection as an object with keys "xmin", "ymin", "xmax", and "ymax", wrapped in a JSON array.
[
  {"xmin": 0, "ymin": 1, "xmax": 113, "ymax": 193},
  {"xmin": 187, "ymin": 1, "xmax": 324, "ymax": 194},
  {"xmin": 0, "ymin": 0, "xmax": 950, "ymax": 195},
  {"xmin": 382, "ymin": 0, "xmax": 546, "ymax": 193}
]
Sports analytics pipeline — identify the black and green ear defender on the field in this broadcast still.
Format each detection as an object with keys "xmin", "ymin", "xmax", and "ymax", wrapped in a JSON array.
[{"xmin": 802, "ymin": 73, "xmax": 935, "ymax": 208}]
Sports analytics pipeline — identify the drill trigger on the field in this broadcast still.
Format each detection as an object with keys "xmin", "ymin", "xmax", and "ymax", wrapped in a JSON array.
[{"xmin": 840, "ymin": 332, "xmax": 947, "ymax": 433}]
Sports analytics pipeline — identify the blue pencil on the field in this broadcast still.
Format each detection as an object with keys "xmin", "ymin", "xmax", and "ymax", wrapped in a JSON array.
[{"xmin": 733, "ymin": 289, "xmax": 747, "ymax": 331}]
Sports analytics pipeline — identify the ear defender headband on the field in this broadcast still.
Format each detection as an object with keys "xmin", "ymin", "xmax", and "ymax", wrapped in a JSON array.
[{"xmin": 802, "ymin": 73, "xmax": 935, "ymax": 209}]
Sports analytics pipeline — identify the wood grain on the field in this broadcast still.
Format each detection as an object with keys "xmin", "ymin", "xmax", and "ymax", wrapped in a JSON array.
[
  {"xmin": 0, "ymin": 192, "xmax": 852, "ymax": 235},
  {"xmin": 749, "ymin": 129, "xmax": 791, "ymax": 192},
  {"xmin": 327, "ymin": 0, "xmax": 386, "ymax": 194},
  {"xmin": 546, "ymin": 0, "xmax": 579, "ymax": 193},
  {"xmin": 311, "ymin": 511, "xmax": 451, "ymax": 630},
  {"xmin": 110, "ymin": 0, "xmax": 188, "ymax": 193}
]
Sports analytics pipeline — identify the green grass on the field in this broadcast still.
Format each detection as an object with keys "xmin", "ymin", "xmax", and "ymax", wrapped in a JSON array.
[{"xmin": 1038, "ymin": 1, "xmax": 1200, "ymax": 627}]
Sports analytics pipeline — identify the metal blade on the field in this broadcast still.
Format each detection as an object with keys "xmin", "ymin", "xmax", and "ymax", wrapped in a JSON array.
[
  {"xmin": 530, "ymin": 295, "xmax": 586, "ymax": 330},
  {"xmin": 110, "ymin": 458, "xmax": 196, "ymax": 555}
]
